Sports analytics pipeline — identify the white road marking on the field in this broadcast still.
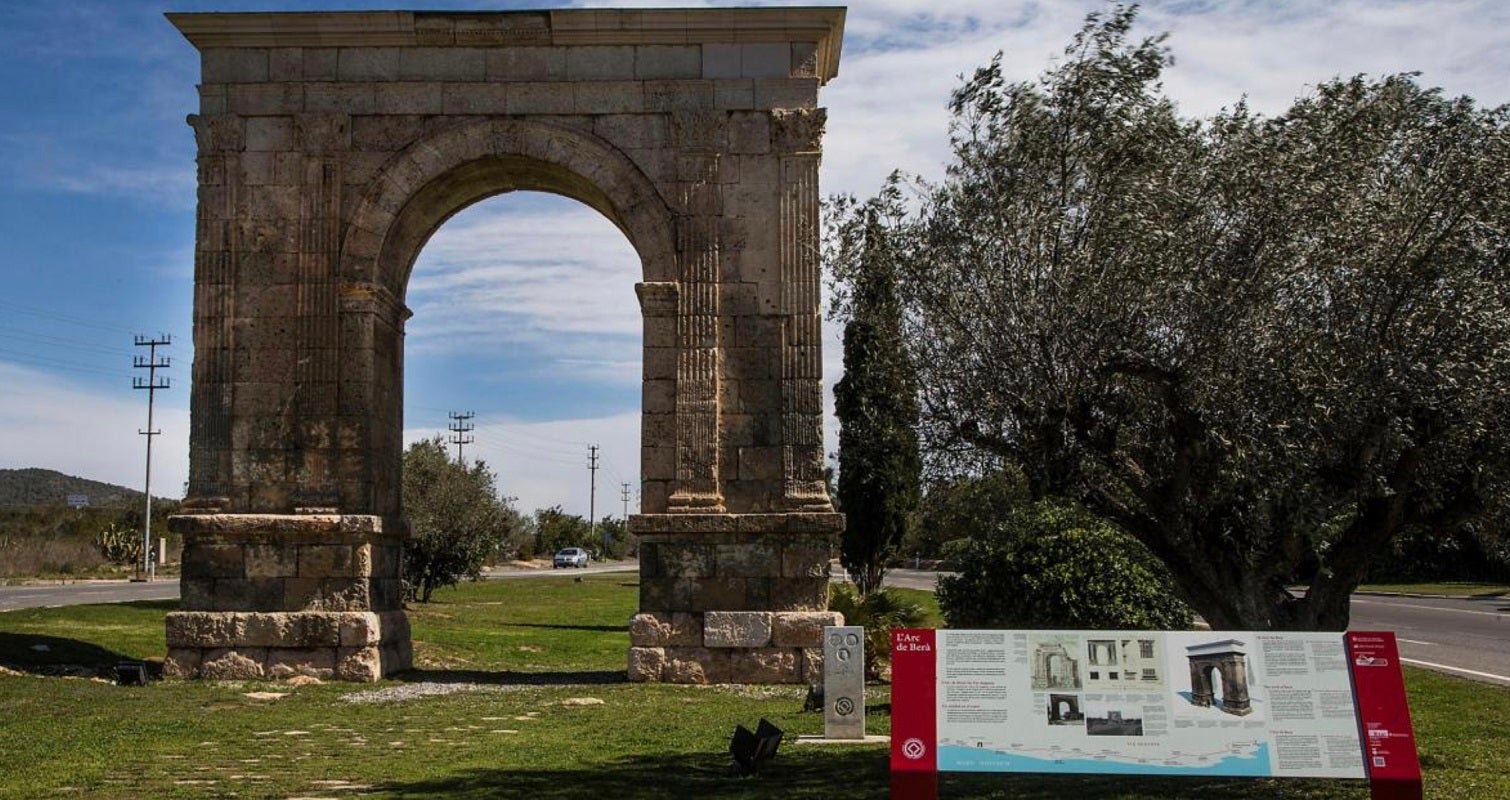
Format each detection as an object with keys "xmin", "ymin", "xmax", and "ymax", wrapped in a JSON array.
[
  {"xmin": 1399, "ymin": 657, "xmax": 1510, "ymax": 684},
  {"xmin": 1353, "ymin": 598, "xmax": 1507, "ymax": 618},
  {"xmin": 1397, "ymin": 639, "xmax": 1435, "ymax": 646}
]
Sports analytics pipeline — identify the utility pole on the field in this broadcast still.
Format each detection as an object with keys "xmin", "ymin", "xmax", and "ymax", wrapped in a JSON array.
[
  {"xmin": 447, "ymin": 411, "xmax": 475, "ymax": 463},
  {"xmin": 133, "ymin": 334, "xmax": 170, "ymax": 582},
  {"xmin": 621, "ymin": 482, "xmax": 632, "ymax": 521},
  {"xmin": 587, "ymin": 444, "xmax": 601, "ymax": 556}
]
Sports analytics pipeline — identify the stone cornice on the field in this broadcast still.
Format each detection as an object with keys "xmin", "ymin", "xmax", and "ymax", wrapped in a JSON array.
[{"xmin": 166, "ymin": 7, "xmax": 847, "ymax": 83}]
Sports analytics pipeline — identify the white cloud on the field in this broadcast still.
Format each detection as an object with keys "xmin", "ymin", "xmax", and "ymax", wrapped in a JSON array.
[
  {"xmin": 407, "ymin": 194, "xmax": 644, "ymax": 385},
  {"xmin": 0, "ymin": 361, "xmax": 189, "ymax": 498}
]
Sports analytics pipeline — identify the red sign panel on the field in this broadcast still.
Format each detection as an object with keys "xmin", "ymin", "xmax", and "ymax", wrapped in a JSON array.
[
  {"xmin": 890, "ymin": 629, "xmax": 938, "ymax": 799},
  {"xmin": 1346, "ymin": 632, "xmax": 1423, "ymax": 800}
]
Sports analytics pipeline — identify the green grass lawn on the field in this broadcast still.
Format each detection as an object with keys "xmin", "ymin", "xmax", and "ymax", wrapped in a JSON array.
[
  {"xmin": 1354, "ymin": 582, "xmax": 1510, "ymax": 598},
  {"xmin": 0, "ymin": 576, "xmax": 1504, "ymax": 799}
]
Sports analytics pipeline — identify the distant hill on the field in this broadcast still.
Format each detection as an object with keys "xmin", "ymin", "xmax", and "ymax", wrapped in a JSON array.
[{"xmin": 0, "ymin": 468, "xmax": 173, "ymax": 508}]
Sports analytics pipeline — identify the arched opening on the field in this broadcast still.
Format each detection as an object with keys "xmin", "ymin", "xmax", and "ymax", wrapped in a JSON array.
[
  {"xmin": 402, "ymin": 189, "xmax": 643, "ymax": 564},
  {"xmin": 338, "ymin": 119, "xmax": 679, "ymax": 520},
  {"xmin": 1204, "ymin": 665, "xmax": 1225, "ymax": 707}
]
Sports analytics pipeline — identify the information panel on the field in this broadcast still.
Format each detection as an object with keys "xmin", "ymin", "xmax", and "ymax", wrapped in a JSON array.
[{"xmin": 892, "ymin": 629, "xmax": 1418, "ymax": 786}]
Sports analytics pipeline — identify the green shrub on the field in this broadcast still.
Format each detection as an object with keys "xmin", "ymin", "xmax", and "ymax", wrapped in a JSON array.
[
  {"xmin": 828, "ymin": 583, "xmax": 930, "ymax": 680},
  {"xmin": 937, "ymin": 501, "xmax": 1193, "ymax": 630}
]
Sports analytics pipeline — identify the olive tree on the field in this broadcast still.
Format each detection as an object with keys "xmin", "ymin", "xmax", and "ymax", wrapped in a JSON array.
[
  {"xmin": 855, "ymin": 5, "xmax": 1510, "ymax": 630},
  {"xmin": 402, "ymin": 437, "xmax": 516, "ymax": 602}
]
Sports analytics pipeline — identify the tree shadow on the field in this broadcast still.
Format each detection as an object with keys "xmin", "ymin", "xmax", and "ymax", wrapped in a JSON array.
[
  {"xmin": 396, "ymin": 668, "xmax": 627, "ymax": 686},
  {"xmin": 369, "ymin": 748, "xmax": 1354, "ymax": 799},
  {"xmin": 0, "ymin": 632, "xmax": 136, "ymax": 677}
]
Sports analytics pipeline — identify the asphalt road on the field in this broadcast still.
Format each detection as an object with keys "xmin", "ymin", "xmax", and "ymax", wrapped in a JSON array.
[
  {"xmin": 1348, "ymin": 593, "xmax": 1510, "ymax": 686},
  {"xmin": 4, "ymin": 568, "xmax": 1506, "ymax": 687}
]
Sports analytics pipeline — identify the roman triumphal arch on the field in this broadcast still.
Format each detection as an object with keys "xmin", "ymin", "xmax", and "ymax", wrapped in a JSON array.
[{"xmin": 164, "ymin": 8, "xmax": 847, "ymax": 683}]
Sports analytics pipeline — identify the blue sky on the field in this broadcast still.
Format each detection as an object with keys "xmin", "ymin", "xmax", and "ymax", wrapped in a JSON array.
[{"xmin": 1, "ymin": 0, "xmax": 1506, "ymax": 517}]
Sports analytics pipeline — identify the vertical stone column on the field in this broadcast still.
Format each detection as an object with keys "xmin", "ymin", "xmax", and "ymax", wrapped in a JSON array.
[
  {"xmin": 185, "ymin": 114, "xmax": 243, "ymax": 511},
  {"xmin": 637, "ymin": 281, "xmax": 680, "ymax": 514},
  {"xmin": 773, "ymin": 109, "xmax": 831, "ymax": 511},
  {"xmin": 666, "ymin": 111, "xmax": 727, "ymax": 512}
]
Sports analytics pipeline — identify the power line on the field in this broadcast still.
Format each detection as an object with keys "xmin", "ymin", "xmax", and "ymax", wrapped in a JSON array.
[
  {"xmin": 133, "ymin": 334, "xmax": 171, "ymax": 582},
  {"xmin": 448, "ymin": 411, "xmax": 475, "ymax": 464}
]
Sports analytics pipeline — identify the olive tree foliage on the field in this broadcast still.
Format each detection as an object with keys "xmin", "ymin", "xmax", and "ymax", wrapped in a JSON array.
[
  {"xmin": 826, "ymin": 184, "xmax": 923, "ymax": 595},
  {"xmin": 861, "ymin": 5, "xmax": 1510, "ymax": 630},
  {"xmin": 402, "ymin": 437, "xmax": 517, "ymax": 603},
  {"xmin": 937, "ymin": 501, "xmax": 1193, "ymax": 631}
]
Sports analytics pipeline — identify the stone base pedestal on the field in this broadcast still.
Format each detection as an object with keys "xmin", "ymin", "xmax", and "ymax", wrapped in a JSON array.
[
  {"xmin": 165, "ymin": 512, "xmax": 410, "ymax": 682},
  {"xmin": 164, "ymin": 610, "xmax": 412, "ymax": 681},
  {"xmin": 628, "ymin": 512, "xmax": 843, "ymax": 684}
]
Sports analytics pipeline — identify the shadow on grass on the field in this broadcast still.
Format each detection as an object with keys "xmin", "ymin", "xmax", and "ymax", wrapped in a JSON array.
[
  {"xmin": 0, "ymin": 632, "xmax": 133, "ymax": 676},
  {"xmin": 398, "ymin": 668, "xmax": 627, "ymax": 686},
  {"xmin": 371, "ymin": 749, "xmax": 1355, "ymax": 800},
  {"xmin": 509, "ymin": 622, "xmax": 627, "ymax": 633}
]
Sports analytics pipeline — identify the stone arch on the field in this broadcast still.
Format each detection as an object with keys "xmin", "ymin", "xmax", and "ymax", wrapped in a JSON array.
[
  {"xmin": 163, "ymin": 6, "xmax": 848, "ymax": 686},
  {"xmin": 339, "ymin": 117, "xmax": 677, "ymax": 299},
  {"xmin": 1186, "ymin": 640, "xmax": 1253, "ymax": 716}
]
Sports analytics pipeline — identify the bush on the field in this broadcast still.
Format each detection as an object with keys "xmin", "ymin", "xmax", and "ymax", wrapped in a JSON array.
[
  {"xmin": 937, "ymin": 501, "xmax": 1193, "ymax": 630},
  {"xmin": 828, "ymin": 583, "xmax": 929, "ymax": 680}
]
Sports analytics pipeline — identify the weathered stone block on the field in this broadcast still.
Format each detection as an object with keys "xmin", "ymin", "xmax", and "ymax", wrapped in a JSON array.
[
  {"xmin": 664, "ymin": 646, "xmax": 730, "ymax": 684},
  {"xmin": 635, "ymin": 45, "xmax": 701, "ymax": 80},
  {"xmin": 486, "ymin": 47, "xmax": 566, "ymax": 81},
  {"xmin": 336, "ymin": 645, "xmax": 382, "ymax": 682},
  {"xmin": 442, "ymin": 83, "xmax": 510, "ymax": 115},
  {"xmin": 337, "ymin": 48, "xmax": 400, "ymax": 81},
  {"xmin": 203, "ymin": 48, "xmax": 269, "ymax": 83},
  {"xmin": 628, "ymin": 612, "xmax": 702, "ymax": 647},
  {"xmin": 376, "ymin": 83, "xmax": 442, "ymax": 115},
  {"xmin": 639, "ymin": 577, "xmax": 694, "ymax": 612},
  {"xmin": 298, "ymin": 544, "xmax": 353, "ymax": 577},
  {"xmin": 627, "ymin": 646, "xmax": 667, "ymax": 682},
  {"xmin": 772, "ymin": 611, "xmax": 843, "ymax": 648},
  {"xmin": 267, "ymin": 647, "xmax": 335, "ymax": 679},
  {"xmin": 646, "ymin": 80, "xmax": 714, "ymax": 111},
  {"xmin": 201, "ymin": 647, "xmax": 267, "ymax": 680},
  {"xmin": 754, "ymin": 78, "xmax": 818, "ymax": 110},
  {"xmin": 164, "ymin": 647, "xmax": 203, "ymax": 679},
  {"xmin": 715, "ymin": 542, "xmax": 777, "ymax": 578},
  {"xmin": 739, "ymin": 43, "xmax": 791, "ymax": 79},
  {"xmin": 227, "ymin": 83, "xmax": 303, "ymax": 115},
  {"xmin": 183, "ymin": 543, "xmax": 245, "ymax": 580},
  {"xmin": 782, "ymin": 544, "xmax": 832, "ymax": 579},
  {"xmin": 729, "ymin": 647, "xmax": 799, "ymax": 683},
  {"xmin": 506, "ymin": 82, "xmax": 575, "ymax": 114},
  {"xmin": 244, "ymin": 117, "xmax": 294, "ymax": 151},
  {"xmin": 305, "ymin": 83, "xmax": 376, "ymax": 114},
  {"xmin": 566, "ymin": 46, "xmax": 634, "ymax": 80},
  {"xmin": 691, "ymin": 578, "xmax": 749, "ymax": 612},
  {"xmin": 398, "ymin": 47, "xmax": 485, "ymax": 81},
  {"xmin": 703, "ymin": 611, "xmax": 773, "ymax": 648},
  {"xmin": 770, "ymin": 577, "xmax": 829, "ymax": 611},
  {"xmin": 573, "ymin": 81, "xmax": 644, "ymax": 114},
  {"xmin": 795, "ymin": 646, "xmax": 822, "ymax": 683}
]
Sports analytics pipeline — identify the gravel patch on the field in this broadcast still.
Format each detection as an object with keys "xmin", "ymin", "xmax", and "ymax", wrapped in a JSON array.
[{"xmin": 339, "ymin": 682, "xmax": 518, "ymax": 704}]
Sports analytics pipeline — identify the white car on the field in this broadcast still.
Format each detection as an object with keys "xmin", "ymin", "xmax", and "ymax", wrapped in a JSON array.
[{"xmin": 553, "ymin": 547, "xmax": 590, "ymax": 569}]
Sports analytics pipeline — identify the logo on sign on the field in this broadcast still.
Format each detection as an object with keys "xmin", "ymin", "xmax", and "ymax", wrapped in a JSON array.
[
  {"xmin": 902, "ymin": 738, "xmax": 927, "ymax": 760},
  {"xmin": 834, "ymin": 697, "xmax": 856, "ymax": 716}
]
